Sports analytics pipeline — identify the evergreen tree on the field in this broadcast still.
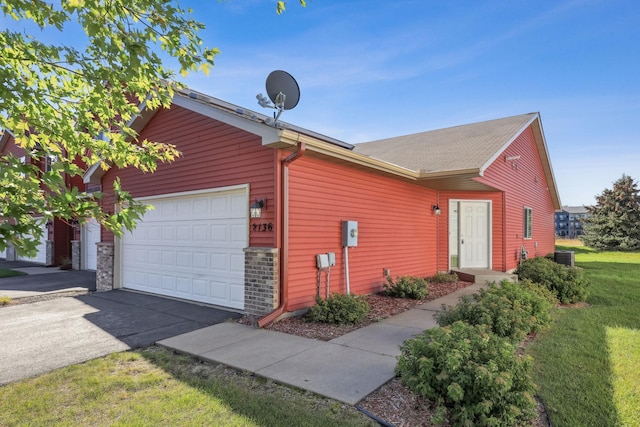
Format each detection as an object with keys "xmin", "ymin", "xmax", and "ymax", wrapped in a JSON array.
[{"xmin": 581, "ymin": 175, "xmax": 640, "ymax": 250}]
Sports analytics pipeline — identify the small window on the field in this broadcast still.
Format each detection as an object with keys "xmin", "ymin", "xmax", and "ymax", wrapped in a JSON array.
[
  {"xmin": 45, "ymin": 155, "xmax": 57, "ymax": 172},
  {"xmin": 524, "ymin": 207, "xmax": 532, "ymax": 239}
]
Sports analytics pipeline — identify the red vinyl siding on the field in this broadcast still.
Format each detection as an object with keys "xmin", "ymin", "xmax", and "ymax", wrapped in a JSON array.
[
  {"xmin": 436, "ymin": 191, "xmax": 504, "ymax": 271},
  {"xmin": 477, "ymin": 125, "xmax": 556, "ymax": 271},
  {"xmin": 101, "ymin": 105, "xmax": 277, "ymax": 247},
  {"xmin": 286, "ymin": 155, "xmax": 438, "ymax": 311},
  {"xmin": 1, "ymin": 135, "xmax": 76, "ymax": 266}
]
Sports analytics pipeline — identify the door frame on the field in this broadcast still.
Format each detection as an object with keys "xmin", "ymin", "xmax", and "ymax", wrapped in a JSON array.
[
  {"xmin": 449, "ymin": 199, "xmax": 492, "ymax": 270},
  {"xmin": 81, "ymin": 218, "xmax": 101, "ymax": 270}
]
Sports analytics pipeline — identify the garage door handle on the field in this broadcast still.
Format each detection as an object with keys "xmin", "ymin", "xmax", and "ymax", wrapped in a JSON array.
[{"xmin": 461, "ymin": 239, "xmax": 464, "ymax": 244}]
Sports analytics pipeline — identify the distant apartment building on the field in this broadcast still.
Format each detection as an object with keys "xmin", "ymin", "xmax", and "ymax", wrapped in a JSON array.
[{"xmin": 556, "ymin": 205, "xmax": 590, "ymax": 238}]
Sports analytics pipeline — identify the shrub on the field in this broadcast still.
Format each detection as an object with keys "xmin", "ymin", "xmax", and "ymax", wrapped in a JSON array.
[
  {"xmin": 396, "ymin": 321, "xmax": 537, "ymax": 426},
  {"xmin": 435, "ymin": 280, "xmax": 553, "ymax": 344},
  {"xmin": 306, "ymin": 293, "xmax": 370, "ymax": 325},
  {"xmin": 516, "ymin": 256, "xmax": 589, "ymax": 303},
  {"xmin": 427, "ymin": 271, "xmax": 459, "ymax": 284},
  {"xmin": 518, "ymin": 278, "xmax": 559, "ymax": 306},
  {"xmin": 383, "ymin": 276, "xmax": 429, "ymax": 299}
]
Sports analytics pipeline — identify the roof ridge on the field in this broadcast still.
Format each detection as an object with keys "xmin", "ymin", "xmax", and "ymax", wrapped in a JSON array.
[{"xmin": 358, "ymin": 112, "xmax": 538, "ymax": 145}]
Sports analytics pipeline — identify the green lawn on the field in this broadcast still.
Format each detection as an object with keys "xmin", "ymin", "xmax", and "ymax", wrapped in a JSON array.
[
  {"xmin": 0, "ymin": 268, "xmax": 27, "ymax": 278},
  {"xmin": 527, "ymin": 244, "xmax": 640, "ymax": 427},
  {"xmin": 0, "ymin": 347, "xmax": 375, "ymax": 426}
]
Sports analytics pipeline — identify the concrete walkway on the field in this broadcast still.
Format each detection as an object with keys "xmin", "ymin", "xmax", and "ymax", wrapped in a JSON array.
[{"xmin": 158, "ymin": 282, "xmax": 487, "ymax": 405}]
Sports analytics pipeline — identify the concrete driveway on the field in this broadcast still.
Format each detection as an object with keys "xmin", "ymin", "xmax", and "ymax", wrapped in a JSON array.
[{"xmin": 0, "ymin": 288, "xmax": 241, "ymax": 385}]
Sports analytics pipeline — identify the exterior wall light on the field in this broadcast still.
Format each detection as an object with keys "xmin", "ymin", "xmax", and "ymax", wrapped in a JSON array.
[
  {"xmin": 250, "ymin": 199, "xmax": 266, "ymax": 218},
  {"xmin": 432, "ymin": 204, "xmax": 441, "ymax": 216}
]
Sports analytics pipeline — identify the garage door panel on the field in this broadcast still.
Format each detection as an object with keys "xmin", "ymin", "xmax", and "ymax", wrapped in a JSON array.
[
  {"xmin": 122, "ymin": 188, "xmax": 247, "ymax": 309},
  {"xmin": 18, "ymin": 221, "xmax": 47, "ymax": 264},
  {"xmin": 231, "ymin": 253, "xmax": 245, "ymax": 273}
]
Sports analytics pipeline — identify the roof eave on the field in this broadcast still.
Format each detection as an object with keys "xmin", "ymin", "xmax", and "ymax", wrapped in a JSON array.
[{"xmin": 277, "ymin": 129, "xmax": 419, "ymax": 180}]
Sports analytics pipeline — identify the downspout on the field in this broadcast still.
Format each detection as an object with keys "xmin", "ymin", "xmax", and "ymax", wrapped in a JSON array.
[{"xmin": 258, "ymin": 140, "xmax": 306, "ymax": 328}]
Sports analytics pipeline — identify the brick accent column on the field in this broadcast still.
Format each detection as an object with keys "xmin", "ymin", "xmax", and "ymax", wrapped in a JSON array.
[
  {"xmin": 6, "ymin": 244, "xmax": 16, "ymax": 261},
  {"xmin": 96, "ymin": 242, "xmax": 114, "ymax": 292},
  {"xmin": 45, "ymin": 240, "xmax": 54, "ymax": 266},
  {"xmin": 243, "ymin": 247, "xmax": 279, "ymax": 317},
  {"xmin": 71, "ymin": 240, "xmax": 81, "ymax": 270}
]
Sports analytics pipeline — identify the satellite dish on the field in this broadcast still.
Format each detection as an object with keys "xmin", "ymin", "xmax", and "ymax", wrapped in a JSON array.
[{"xmin": 265, "ymin": 70, "xmax": 300, "ymax": 110}]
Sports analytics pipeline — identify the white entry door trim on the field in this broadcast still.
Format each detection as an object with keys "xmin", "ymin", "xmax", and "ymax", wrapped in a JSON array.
[
  {"xmin": 116, "ymin": 184, "xmax": 249, "ymax": 309},
  {"xmin": 82, "ymin": 218, "xmax": 101, "ymax": 270},
  {"xmin": 454, "ymin": 200, "xmax": 492, "ymax": 269}
]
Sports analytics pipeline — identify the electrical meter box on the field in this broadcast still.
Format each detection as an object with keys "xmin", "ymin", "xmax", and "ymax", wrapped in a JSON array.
[
  {"xmin": 327, "ymin": 252, "xmax": 336, "ymax": 266},
  {"xmin": 342, "ymin": 220, "xmax": 358, "ymax": 247},
  {"xmin": 316, "ymin": 253, "xmax": 329, "ymax": 269}
]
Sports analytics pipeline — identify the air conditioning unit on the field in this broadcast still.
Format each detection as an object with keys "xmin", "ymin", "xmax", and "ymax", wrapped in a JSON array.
[{"xmin": 554, "ymin": 251, "xmax": 575, "ymax": 267}]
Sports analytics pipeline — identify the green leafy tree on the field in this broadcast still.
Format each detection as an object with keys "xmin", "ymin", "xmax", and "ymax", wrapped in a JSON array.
[
  {"xmin": 581, "ymin": 174, "xmax": 640, "ymax": 251},
  {"xmin": 0, "ymin": 0, "xmax": 303, "ymax": 256}
]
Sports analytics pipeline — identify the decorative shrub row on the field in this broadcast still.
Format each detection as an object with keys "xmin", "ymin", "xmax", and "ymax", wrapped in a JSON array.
[
  {"xmin": 397, "ymin": 321, "xmax": 537, "ymax": 426},
  {"xmin": 515, "ymin": 256, "xmax": 589, "ymax": 303},
  {"xmin": 383, "ymin": 275, "xmax": 429, "ymax": 300},
  {"xmin": 397, "ymin": 279, "xmax": 556, "ymax": 426},
  {"xmin": 435, "ymin": 280, "xmax": 555, "ymax": 345},
  {"xmin": 306, "ymin": 293, "xmax": 370, "ymax": 325}
]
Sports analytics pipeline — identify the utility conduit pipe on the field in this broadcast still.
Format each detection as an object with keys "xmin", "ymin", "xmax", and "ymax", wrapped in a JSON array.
[{"xmin": 258, "ymin": 140, "xmax": 305, "ymax": 328}]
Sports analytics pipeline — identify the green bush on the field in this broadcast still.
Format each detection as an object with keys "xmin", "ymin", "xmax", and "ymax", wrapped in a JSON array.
[
  {"xmin": 518, "ymin": 278, "xmax": 559, "ymax": 306},
  {"xmin": 383, "ymin": 276, "xmax": 429, "ymax": 299},
  {"xmin": 396, "ymin": 321, "xmax": 537, "ymax": 426},
  {"xmin": 516, "ymin": 256, "xmax": 589, "ymax": 303},
  {"xmin": 427, "ymin": 271, "xmax": 459, "ymax": 284},
  {"xmin": 306, "ymin": 293, "xmax": 370, "ymax": 325},
  {"xmin": 435, "ymin": 280, "xmax": 553, "ymax": 344}
]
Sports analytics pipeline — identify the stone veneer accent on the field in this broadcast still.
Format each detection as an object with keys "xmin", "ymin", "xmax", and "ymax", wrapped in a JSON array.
[
  {"xmin": 45, "ymin": 240, "xmax": 54, "ymax": 266},
  {"xmin": 96, "ymin": 242, "xmax": 114, "ymax": 292},
  {"xmin": 243, "ymin": 247, "xmax": 279, "ymax": 317},
  {"xmin": 71, "ymin": 240, "xmax": 80, "ymax": 270}
]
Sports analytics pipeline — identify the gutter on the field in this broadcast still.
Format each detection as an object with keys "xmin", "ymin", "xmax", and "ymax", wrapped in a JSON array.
[{"xmin": 258, "ymin": 140, "xmax": 306, "ymax": 328}]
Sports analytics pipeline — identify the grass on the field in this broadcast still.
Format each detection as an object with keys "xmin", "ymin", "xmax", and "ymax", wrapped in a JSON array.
[
  {"xmin": 0, "ymin": 347, "xmax": 375, "ymax": 427},
  {"xmin": 527, "ymin": 241, "xmax": 640, "ymax": 426},
  {"xmin": 0, "ymin": 268, "xmax": 27, "ymax": 278}
]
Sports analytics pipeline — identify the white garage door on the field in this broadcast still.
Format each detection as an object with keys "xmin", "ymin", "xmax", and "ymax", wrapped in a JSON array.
[
  {"xmin": 18, "ymin": 221, "xmax": 48, "ymax": 264},
  {"xmin": 82, "ymin": 218, "xmax": 101, "ymax": 270},
  {"xmin": 121, "ymin": 187, "xmax": 248, "ymax": 309},
  {"xmin": 0, "ymin": 246, "xmax": 6, "ymax": 259}
]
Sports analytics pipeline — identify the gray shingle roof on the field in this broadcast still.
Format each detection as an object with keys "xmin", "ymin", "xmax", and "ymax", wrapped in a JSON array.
[{"xmin": 353, "ymin": 113, "xmax": 537, "ymax": 174}]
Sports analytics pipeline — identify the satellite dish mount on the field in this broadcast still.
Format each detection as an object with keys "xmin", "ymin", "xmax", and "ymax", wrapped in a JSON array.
[{"xmin": 256, "ymin": 70, "xmax": 300, "ymax": 126}]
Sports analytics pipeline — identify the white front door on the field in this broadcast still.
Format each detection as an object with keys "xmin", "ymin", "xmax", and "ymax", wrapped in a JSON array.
[
  {"xmin": 82, "ymin": 218, "xmax": 101, "ymax": 270},
  {"xmin": 459, "ymin": 201, "xmax": 490, "ymax": 269}
]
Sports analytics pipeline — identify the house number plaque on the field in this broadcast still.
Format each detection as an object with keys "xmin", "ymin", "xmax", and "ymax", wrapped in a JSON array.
[{"xmin": 252, "ymin": 223, "xmax": 273, "ymax": 232}]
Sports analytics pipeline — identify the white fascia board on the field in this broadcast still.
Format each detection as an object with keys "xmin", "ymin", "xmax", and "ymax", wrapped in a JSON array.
[
  {"xmin": 478, "ymin": 113, "xmax": 538, "ymax": 176},
  {"xmin": 172, "ymin": 94, "xmax": 280, "ymax": 145}
]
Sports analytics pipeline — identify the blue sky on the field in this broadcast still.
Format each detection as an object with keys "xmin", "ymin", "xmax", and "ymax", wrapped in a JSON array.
[
  {"xmin": 175, "ymin": 0, "xmax": 639, "ymax": 207},
  {"xmin": 4, "ymin": 1, "xmax": 639, "ymax": 206}
]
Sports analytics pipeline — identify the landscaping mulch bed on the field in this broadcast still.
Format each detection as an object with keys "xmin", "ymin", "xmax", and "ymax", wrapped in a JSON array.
[
  {"xmin": 253, "ymin": 280, "xmax": 474, "ymax": 341},
  {"xmin": 239, "ymin": 280, "xmax": 550, "ymax": 426}
]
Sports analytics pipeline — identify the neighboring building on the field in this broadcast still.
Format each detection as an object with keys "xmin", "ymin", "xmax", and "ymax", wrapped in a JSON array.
[
  {"xmin": 0, "ymin": 131, "xmax": 97, "ymax": 269},
  {"xmin": 83, "ymin": 89, "xmax": 561, "ymax": 323},
  {"xmin": 555, "ymin": 205, "xmax": 589, "ymax": 238}
]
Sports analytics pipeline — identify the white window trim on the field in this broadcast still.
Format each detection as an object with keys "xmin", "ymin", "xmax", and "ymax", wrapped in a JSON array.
[{"xmin": 524, "ymin": 206, "xmax": 533, "ymax": 239}]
